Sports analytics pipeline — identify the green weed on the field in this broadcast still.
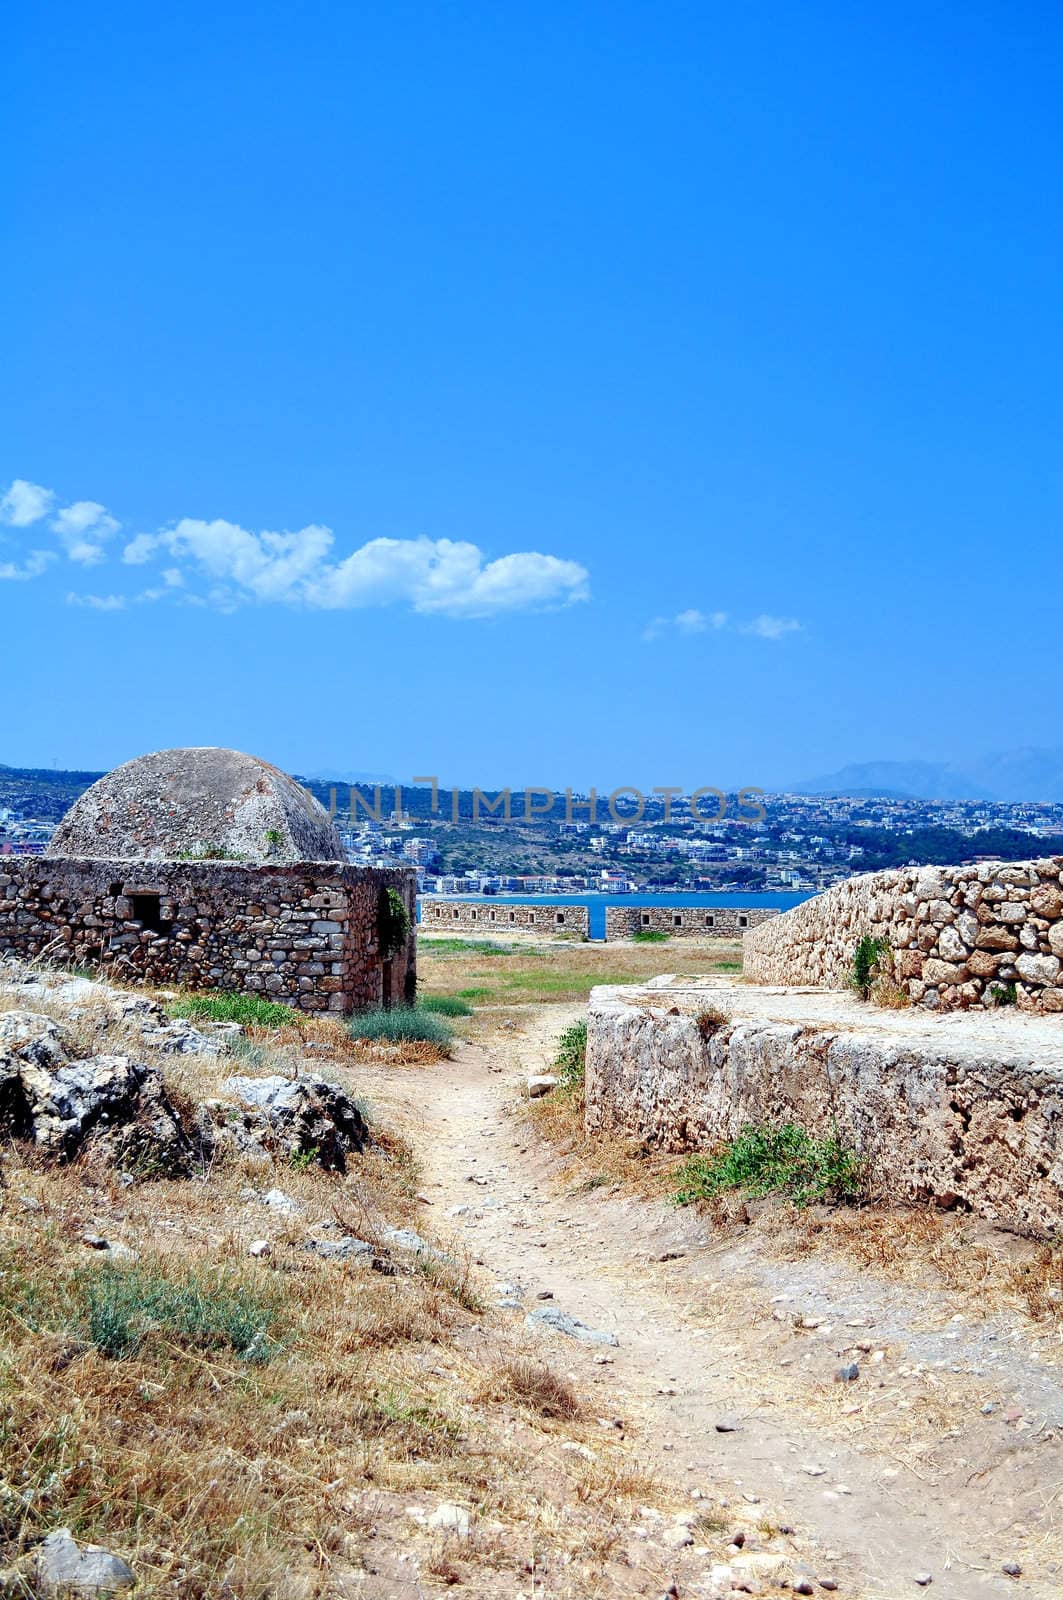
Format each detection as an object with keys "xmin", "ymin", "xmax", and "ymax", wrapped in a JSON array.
[{"xmin": 672, "ymin": 1123, "xmax": 864, "ymax": 1208}]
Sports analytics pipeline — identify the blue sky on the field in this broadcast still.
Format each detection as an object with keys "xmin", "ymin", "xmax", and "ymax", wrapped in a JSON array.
[{"xmin": 3, "ymin": 1, "xmax": 1061, "ymax": 791}]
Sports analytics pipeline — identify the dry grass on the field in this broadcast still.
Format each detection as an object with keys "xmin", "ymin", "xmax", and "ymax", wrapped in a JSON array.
[
  {"xmin": 478, "ymin": 1356, "xmax": 582, "ymax": 1419},
  {"xmin": 0, "ymin": 967, "xmax": 695, "ymax": 1599}
]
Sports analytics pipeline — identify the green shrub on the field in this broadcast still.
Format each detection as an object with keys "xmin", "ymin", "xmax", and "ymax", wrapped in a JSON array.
[
  {"xmin": 990, "ymin": 980, "xmax": 1018, "ymax": 1006},
  {"xmin": 166, "ymin": 992, "xmax": 300, "ymax": 1029},
  {"xmin": 672, "ymin": 1123, "xmax": 864, "ymax": 1209},
  {"xmin": 849, "ymin": 935, "xmax": 891, "ymax": 1001},
  {"xmin": 348, "ymin": 1006, "xmax": 454, "ymax": 1049},
  {"xmin": 418, "ymin": 994, "xmax": 473, "ymax": 1016},
  {"xmin": 553, "ymin": 1019, "xmax": 588, "ymax": 1087},
  {"xmin": 632, "ymin": 929, "xmax": 669, "ymax": 944},
  {"xmin": 79, "ymin": 1264, "xmax": 281, "ymax": 1362}
]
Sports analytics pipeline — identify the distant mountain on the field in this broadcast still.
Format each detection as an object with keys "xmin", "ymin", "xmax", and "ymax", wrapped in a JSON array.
[{"xmin": 791, "ymin": 748, "xmax": 1063, "ymax": 803}]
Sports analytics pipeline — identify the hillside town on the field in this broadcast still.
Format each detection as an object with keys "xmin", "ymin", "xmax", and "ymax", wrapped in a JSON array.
[{"xmin": 5, "ymin": 765, "xmax": 1061, "ymax": 897}]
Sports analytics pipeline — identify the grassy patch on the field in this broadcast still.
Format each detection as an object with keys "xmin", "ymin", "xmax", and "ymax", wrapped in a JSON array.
[
  {"xmin": 81, "ymin": 1264, "xmax": 280, "ymax": 1361},
  {"xmin": 632, "ymin": 929, "xmax": 669, "ymax": 944},
  {"xmin": 348, "ymin": 1005, "xmax": 454, "ymax": 1050},
  {"xmin": 673, "ymin": 1123, "xmax": 865, "ymax": 1209},
  {"xmin": 418, "ymin": 936, "xmax": 515, "ymax": 955},
  {"xmin": 166, "ymin": 991, "xmax": 301, "ymax": 1029},
  {"xmin": 417, "ymin": 994, "xmax": 474, "ymax": 1016},
  {"xmin": 417, "ymin": 936, "xmax": 744, "ymax": 1007}
]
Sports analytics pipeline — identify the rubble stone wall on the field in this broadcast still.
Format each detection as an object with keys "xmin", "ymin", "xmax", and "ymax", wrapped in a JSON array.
[
  {"xmin": 743, "ymin": 858, "xmax": 1063, "ymax": 1013},
  {"xmin": 606, "ymin": 905, "xmax": 780, "ymax": 941},
  {"xmin": 0, "ymin": 857, "xmax": 416, "ymax": 1014},
  {"xmin": 420, "ymin": 899, "xmax": 589, "ymax": 938},
  {"xmin": 586, "ymin": 984, "xmax": 1063, "ymax": 1233}
]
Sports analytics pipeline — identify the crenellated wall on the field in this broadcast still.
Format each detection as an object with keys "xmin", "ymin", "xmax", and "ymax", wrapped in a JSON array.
[
  {"xmin": 0, "ymin": 858, "xmax": 416, "ymax": 1014},
  {"xmin": 743, "ymin": 857, "xmax": 1063, "ymax": 1013}
]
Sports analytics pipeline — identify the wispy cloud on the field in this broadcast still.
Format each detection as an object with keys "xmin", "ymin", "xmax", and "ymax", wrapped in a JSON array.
[
  {"xmin": 0, "ymin": 477, "xmax": 591, "ymax": 620},
  {"xmin": 0, "ymin": 551, "xmax": 54, "ymax": 582},
  {"xmin": 66, "ymin": 591, "xmax": 128, "ymax": 611},
  {"xmin": 51, "ymin": 500, "xmax": 121, "ymax": 565},
  {"xmin": 740, "ymin": 613, "xmax": 802, "ymax": 640},
  {"xmin": 643, "ymin": 606, "xmax": 801, "ymax": 642},
  {"xmin": 642, "ymin": 609, "xmax": 729, "ymax": 642}
]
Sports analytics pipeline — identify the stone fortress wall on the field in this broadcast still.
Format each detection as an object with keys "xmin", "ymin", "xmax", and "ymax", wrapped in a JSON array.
[
  {"xmin": 0, "ymin": 858, "xmax": 417, "ymax": 1014},
  {"xmin": 419, "ymin": 900, "xmax": 780, "ymax": 941},
  {"xmin": 605, "ymin": 905, "xmax": 780, "ymax": 940},
  {"xmin": 420, "ymin": 900, "xmax": 590, "ymax": 937},
  {"xmin": 743, "ymin": 856, "xmax": 1063, "ymax": 1013}
]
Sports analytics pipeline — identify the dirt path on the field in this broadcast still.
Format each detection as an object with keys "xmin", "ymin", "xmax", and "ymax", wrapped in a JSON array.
[{"xmin": 357, "ymin": 1012, "xmax": 1063, "ymax": 1600}]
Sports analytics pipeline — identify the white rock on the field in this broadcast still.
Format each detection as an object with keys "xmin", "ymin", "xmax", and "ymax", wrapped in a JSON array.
[
  {"xmin": 37, "ymin": 1528, "xmax": 134, "ymax": 1594},
  {"xmin": 427, "ymin": 1502, "xmax": 471, "ymax": 1537}
]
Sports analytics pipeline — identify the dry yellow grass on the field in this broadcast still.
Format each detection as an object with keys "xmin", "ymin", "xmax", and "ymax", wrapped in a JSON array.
[{"xmin": 0, "ymin": 979, "xmax": 698, "ymax": 1599}]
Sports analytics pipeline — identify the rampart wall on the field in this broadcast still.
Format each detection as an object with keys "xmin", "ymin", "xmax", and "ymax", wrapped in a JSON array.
[{"xmin": 743, "ymin": 858, "xmax": 1063, "ymax": 1013}]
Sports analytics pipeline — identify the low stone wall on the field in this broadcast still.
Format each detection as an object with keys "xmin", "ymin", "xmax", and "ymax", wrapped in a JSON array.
[
  {"xmin": 586, "ymin": 981, "xmax": 1063, "ymax": 1233},
  {"xmin": 743, "ymin": 857, "xmax": 1063, "ymax": 1013},
  {"xmin": 419, "ymin": 900, "xmax": 589, "ymax": 937},
  {"xmin": 606, "ymin": 905, "xmax": 780, "ymax": 940},
  {"xmin": 0, "ymin": 858, "xmax": 416, "ymax": 1014}
]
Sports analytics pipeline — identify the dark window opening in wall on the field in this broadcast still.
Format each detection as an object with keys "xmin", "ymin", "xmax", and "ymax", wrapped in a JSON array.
[
  {"xmin": 738, "ymin": 915, "xmax": 749, "ymax": 928},
  {"xmin": 509, "ymin": 911, "xmax": 516, "ymax": 922},
  {"xmin": 556, "ymin": 912, "xmax": 565, "ymax": 924},
  {"xmin": 490, "ymin": 910, "xmax": 496, "ymax": 920},
  {"xmin": 674, "ymin": 914, "xmax": 683, "ymax": 926},
  {"xmin": 471, "ymin": 909, "xmax": 478, "ymax": 920},
  {"xmin": 453, "ymin": 908, "xmax": 460, "ymax": 918},
  {"xmin": 109, "ymin": 882, "xmax": 123, "ymax": 898},
  {"xmin": 130, "ymin": 893, "xmax": 170, "ymax": 934},
  {"xmin": 705, "ymin": 914, "xmax": 715, "ymax": 927},
  {"xmin": 642, "ymin": 913, "xmax": 650, "ymax": 925}
]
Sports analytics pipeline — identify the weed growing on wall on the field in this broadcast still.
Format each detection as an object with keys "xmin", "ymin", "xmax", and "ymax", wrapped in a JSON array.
[{"xmin": 672, "ymin": 1123, "xmax": 865, "ymax": 1208}]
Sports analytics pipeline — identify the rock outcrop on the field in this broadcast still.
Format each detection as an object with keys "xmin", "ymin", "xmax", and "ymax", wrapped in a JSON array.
[
  {"xmin": 0, "ymin": 1011, "xmax": 192, "ymax": 1176},
  {"xmin": 206, "ymin": 1073, "xmax": 368, "ymax": 1171}
]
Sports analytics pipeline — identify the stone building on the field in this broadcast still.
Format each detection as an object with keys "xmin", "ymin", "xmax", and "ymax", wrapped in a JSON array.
[{"xmin": 0, "ymin": 748, "xmax": 416, "ymax": 1013}]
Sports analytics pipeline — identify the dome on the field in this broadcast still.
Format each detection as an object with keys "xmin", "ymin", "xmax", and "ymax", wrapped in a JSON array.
[{"xmin": 46, "ymin": 747, "xmax": 345, "ymax": 864}]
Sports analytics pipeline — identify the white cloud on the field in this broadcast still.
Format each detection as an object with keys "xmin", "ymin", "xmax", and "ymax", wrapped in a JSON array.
[
  {"xmin": 644, "ymin": 607, "xmax": 801, "ymax": 642},
  {"xmin": 66, "ymin": 591, "xmax": 127, "ymax": 611},
  {"xmin": 150, "ymin": 520, "xmax": 588, "ymax": 617},
  {"xmin": 675, "ymin": 608, "xmax": 728, "ymax": 635},
  {"xmin": 0, "ymin": 479, "xmax": 56, "ymax": 527},
  {"xmin": 0, "ymin": 551, "xmax": 54, "ymax": 581},
  {"xmin": 643, "ymin": 608, "xmax": 728, "ymax": 641},
  {"xmin": 741, "ymin": 614, "xmax": 802, "ymax": 640},
  {"xmin": 50, "ymin": 500, "xmax": 121, "ymax": 565},
  {"xmin": 3, "ymin": 476, "xmax": 591, "ymax": 619}
]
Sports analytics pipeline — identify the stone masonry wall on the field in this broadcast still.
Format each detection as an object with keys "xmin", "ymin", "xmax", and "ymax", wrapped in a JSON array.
[
  {"xmin": 420, "ymin": 899, "xmax": 589, "ymax": 937},
  {"xmin": 586, "ymin": 982, "xmax": 1063, "ymax": 1233},
  {"xmin": 0, "ymin": 858, "xmax": 417, "ymax": 1014},
  {"xmin": 743, "ymin": 857, "xmax": 1063, "ymax": 1014},
  {"xmin": 606, "ymin": 905, "xmax": 780, "ymax": 941}
]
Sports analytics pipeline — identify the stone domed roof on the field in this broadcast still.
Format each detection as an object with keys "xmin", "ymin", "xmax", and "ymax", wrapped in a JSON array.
[{"xmin": 46, "ymin": 747, "xmax": 344, "ymax": 864}]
